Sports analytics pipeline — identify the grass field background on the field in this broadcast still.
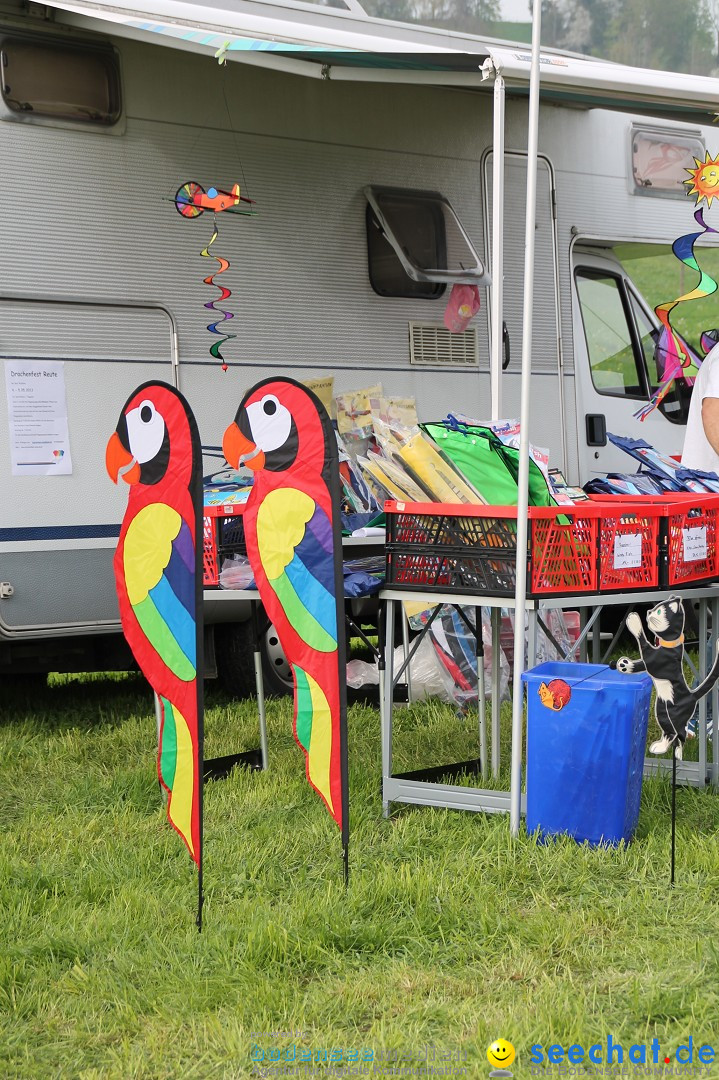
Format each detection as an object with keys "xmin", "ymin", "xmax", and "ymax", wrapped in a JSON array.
[{"xmin": 3, "ymin": 671, "xmax": 719, "ymax": 1078}]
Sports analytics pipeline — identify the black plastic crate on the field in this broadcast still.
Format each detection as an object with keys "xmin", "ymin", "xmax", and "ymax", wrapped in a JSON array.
[{"xmin": 385, "ymin": 501, "xmax": 599, "ymax": 598}]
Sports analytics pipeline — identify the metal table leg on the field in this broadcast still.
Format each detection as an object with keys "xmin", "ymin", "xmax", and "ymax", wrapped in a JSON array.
[
  {"xmin": 401, "ymin": 606, "xmax": 413, "ymax": 704},
  {"xmin": 252, "ymin": 600, "xmax": 269, "ymax": 770},
  {"xmin": 477, "ymin": 609, "xmax": 488, "ymax": 780},
  {"xmin": 382, "ymin": 597, "xmax": 396, "ymax": 818},
  {"xmin": 699, "ymin": 597, "xmax": 708, "ymax": 785},
  {"xmin": 491, "ymin": 607, "xmax": 501, "ymax": 778},
  {"xmin": 708, "ymin": 600, "xmax": 712, "ymax": 786}
]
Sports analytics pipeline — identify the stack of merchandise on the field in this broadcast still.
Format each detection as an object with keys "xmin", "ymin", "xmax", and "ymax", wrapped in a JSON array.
[
  {"xmin": 330, "ymin": 382, "xmax": 560, "ymax": 518},
  {"xmin": 584, "ymin": 434, "xmax": 719, "ymax": 496},
  {"xmin": 202, "ymin": 376, "xmax": 569, "ymax": 517}
]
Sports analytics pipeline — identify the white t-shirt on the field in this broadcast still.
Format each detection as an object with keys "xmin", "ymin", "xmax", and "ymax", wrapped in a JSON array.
[{"xmin": 681, "ymin": 343, "xmax": 719, "ymax": 473}]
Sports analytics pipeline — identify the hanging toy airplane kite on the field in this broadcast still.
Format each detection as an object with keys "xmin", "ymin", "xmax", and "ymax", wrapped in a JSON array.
[
  {"xmin": 222, "ymin": 378, "xmax": 350, "ymax": 881},
  {"xmin": 106, "ymin": 381, "xmax": 205, "ymax": 928},
  {"xmin": 174, "ymin": 180, "xmax": 257, "ymax": 373},
  {"xmin": 174, "ymin": 181, "xmax": 255, "ymax": 218}
]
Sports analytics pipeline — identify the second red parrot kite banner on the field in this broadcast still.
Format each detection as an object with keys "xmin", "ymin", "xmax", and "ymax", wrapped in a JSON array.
[{"xmin": 223, "ymin": 378, "xmax": 350, "ymax": 878}]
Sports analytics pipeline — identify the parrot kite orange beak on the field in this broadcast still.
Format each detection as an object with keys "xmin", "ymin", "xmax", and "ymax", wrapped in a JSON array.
[
  {"xmin": 222, "ymin": 421, "xmax": 265, "ymax": 472},
  {"xmin": 105, "ymin": 430, "xmax": 141, "ymax": 485}
]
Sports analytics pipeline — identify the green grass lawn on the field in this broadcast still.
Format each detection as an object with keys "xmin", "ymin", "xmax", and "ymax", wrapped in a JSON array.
[{"xmin": 2, "ymin": 673, "xmax": 719, "ymax": 1079}]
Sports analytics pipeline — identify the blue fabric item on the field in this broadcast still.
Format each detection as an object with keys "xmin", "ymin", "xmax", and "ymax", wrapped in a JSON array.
[
  {"xmin": 342, "ymin": 570, "xmax": 382, "ymax": 597},
  {"xmin": 629, "ymin": 472, "xmax": 679, "ymax": 494},
  {"xmin": 341, "ymin": 512, "xmax": 376, "ymax": 534},
  {"xmin": 608, "ymin": 434, "xmax": 653, "ymax": 453},
  {"xmin": 584, "ymin": 475, "xmax": 646, "ymax": 495},
  {"xmin": 640, "ymin": 473, "xmax": 684, "ymax": 493},
  {"xmin": 675, "ymin": 468, "xmax": 719, "ymax": 493}
]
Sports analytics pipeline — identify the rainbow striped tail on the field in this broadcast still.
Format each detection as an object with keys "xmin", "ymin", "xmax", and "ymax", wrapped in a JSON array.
[
  {"xmin": 294, "ymin": 664, "xmax": 343, "ymax": 830},
  {"xmin": 635, "ymin": 209, "xmax": 717, "ymax": 421},
  {"xmin": 158, "ymin": 694, "xmax": 201, "ymax": 866}
]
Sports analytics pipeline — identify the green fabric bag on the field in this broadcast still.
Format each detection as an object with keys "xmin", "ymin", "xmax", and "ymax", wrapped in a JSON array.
[{"xmin": 421, "ymin": 419, "xmax": 554, "ymax": 507}]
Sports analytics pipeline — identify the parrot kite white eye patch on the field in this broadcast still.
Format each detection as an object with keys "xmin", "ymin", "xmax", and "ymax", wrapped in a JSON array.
[
  {"xmin": 247, "ymin": 395, "xmax": 292, "ymax": 453},
  {"xmin": 126, "ymin": 400, "xmax": 166, "ymax": 464}
]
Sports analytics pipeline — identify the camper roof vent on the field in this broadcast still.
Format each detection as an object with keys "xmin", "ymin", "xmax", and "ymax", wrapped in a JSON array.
[{"xmin": 409, "ymin": 322, "xmax": 478, "ymax": 367}]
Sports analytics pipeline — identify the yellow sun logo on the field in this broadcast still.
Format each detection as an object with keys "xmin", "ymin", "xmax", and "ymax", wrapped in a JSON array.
[{"xmin": 685, "ymin": 151, "xmax": 719, "ymax": 207}]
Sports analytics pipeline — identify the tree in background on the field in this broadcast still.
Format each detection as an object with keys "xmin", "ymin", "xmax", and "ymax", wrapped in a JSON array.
[
  {"xmin": 362, "ymin": 0, "xmax": 501, "ymax": 35},
  {"xmin": 363, "ymin": 0, "xmax": 717, "ymax": 76},
  {"xmin": 703, "ymin": 0, "xmax": 719, "ymax": 70},
  {"xmin": 536, "ymin": 0, "xmax": 715, "ymax": 75},
  {"xmin": 606, "ymin": 0, "xmax": 713, "ymax": 75},
  {"xmin": 535, "ymin": 0, "xmax": 612, "ymax": 56}
]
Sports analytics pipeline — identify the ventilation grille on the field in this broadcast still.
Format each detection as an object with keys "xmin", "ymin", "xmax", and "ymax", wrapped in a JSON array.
[{"xmin": 409, "ymin": 322, "xmax": 478, "ymax": 366}]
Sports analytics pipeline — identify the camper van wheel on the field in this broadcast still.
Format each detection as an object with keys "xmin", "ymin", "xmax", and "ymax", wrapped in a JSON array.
[
  {"xmin": 262, "ymin": 622, "xmax": 294, "ymax": 694},
  {"xmin": 215, "ymin": 617, "xmax": 293, "ymax": 699}
]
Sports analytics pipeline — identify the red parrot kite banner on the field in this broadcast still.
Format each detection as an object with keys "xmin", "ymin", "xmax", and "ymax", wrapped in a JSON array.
[
  {"xmin": 222, "ymin": 378, "xmax": 350, "ymax": 878},
  {"xmin": 106, "ymin": 381, "xmax": 205, "ymax": 928}
]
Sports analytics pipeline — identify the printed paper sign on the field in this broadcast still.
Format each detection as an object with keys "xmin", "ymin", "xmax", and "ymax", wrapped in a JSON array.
[
  {"xmin": 683, "ymin": 525, "xmax": 707, "ymax": 563},
  {"xmin": 4, "ymin": 360, "xmax": 73, "ymax": 476},
  {"xmin": 613, "ymin": 532, "xmax": 642, "ymax": 570}
]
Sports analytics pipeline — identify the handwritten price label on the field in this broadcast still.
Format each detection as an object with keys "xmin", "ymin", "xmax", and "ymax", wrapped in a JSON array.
[
  {"xmin": 613, "ymin": 532, "xmax": 642, "ymax": 570},
  {"xmin": 608, "ymin": 533, "xmax": 639, "ymax": 574},
  {"xmin": 682, "ymin": 526, "xmax": 707, "ymax": 563}
]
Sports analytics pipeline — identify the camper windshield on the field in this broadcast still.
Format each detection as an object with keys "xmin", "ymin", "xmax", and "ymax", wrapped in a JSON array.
[
  {"xmin": 615, "ymin": 243, "xmax": 719, "ymax": 359},
  {"xmin": 575, "ymin": 263, "xmax": 692, "ymax": 425}
]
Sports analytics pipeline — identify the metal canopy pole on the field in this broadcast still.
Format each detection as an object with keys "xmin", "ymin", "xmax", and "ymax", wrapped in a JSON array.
[
  {"xmin": 487, "ymin": 65, "xmax": 506, "ymax": 778},
  {"xmin": 490, "ymin": 72, "xmax": 505, "ymax": 422},
  {"xmin": 509, "ymin": 0, "xmax": 542, "ymax": 836}
]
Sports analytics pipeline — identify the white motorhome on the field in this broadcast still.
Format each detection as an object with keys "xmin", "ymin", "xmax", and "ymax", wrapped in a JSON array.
[{"xmin": 2, "ymin": 0, "xmax": 718, "ymax": 688}]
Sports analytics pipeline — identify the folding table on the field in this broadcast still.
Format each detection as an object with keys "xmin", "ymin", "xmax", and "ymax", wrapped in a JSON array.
[{"xmin": 380, "ymin": 584, "xmax": 719, "ymax": 825}]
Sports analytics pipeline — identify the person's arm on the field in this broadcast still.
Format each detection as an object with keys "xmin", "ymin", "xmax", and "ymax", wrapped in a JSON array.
[{"xmin": 701, "ymin": 397, "xmax": 719, "ymax": 456}]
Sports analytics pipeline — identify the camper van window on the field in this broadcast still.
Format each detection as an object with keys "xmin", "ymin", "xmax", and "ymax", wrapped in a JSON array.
[
  {"xmin": 365, "ymin": 185, "xmax": 488, "ymax": 289},
  {"xmin": 366, "ymin": 204, "xmax": 445, "ymax": 299},
  {"xmin": 631, "ymin": 127, "xmax": 704, "ymax": 200},
  {"xmin": 576, "ymin": 271, "xmax": 647, "ymax": 398},
  {"xmin": 0, "ymin": 37, "xmax": 120, "ymax": 125}
]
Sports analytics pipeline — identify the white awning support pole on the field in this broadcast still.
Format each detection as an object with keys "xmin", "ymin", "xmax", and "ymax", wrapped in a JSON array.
[
  {"xmin": 509, "ymin": 0, "xmax": 542, "ymax": 836},
  {"xmin": 490, "ymin": 73, "xmax": 505, "ymax": 422}
]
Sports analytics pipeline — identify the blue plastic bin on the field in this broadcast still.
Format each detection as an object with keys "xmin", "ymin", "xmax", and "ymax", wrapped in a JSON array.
[{"xmin": 521, "ymin": 662, "xmax": 652, "ymax": 846}]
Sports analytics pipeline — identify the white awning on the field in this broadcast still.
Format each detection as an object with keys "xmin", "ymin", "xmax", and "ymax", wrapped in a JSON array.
[{"xmin": 42, "ymin": 0, "xmax": 719, "ymax": 120}]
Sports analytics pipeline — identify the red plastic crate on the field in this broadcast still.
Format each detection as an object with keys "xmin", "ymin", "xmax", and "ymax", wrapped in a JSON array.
[
  {"xmin": 589, "ymin": 493, "xmax": 719, "ymax": 589},
  {"xmin": 203, "ymin": 503, "xmax": 247, "ymax": 587},
  {"xmin": 662, "ymin": 493, "xmax": 719, "ymax": 587},
  {"xmin": 385, "ymin": 501, "xmax": 600, "ymax": 598},
  {"xmin": 587, "ymin": 497, "xmax": 664, "ymax": 592}
]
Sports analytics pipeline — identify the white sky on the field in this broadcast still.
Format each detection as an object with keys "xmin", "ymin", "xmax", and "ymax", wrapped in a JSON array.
[{"xmin": 497, "ymin": 0, "xmax": 531, "ymax": 19}]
